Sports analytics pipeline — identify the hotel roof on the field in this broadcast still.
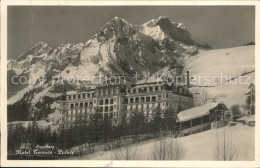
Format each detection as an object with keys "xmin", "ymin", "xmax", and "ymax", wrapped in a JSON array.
[{"xmin": 177, "ymin": 102, "xmax": 220, "ymax": 122}]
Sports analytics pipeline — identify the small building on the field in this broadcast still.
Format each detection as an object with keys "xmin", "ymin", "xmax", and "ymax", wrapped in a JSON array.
[
  {"xmin": 177, "ymin": 102, "xmax": 229, "ymax": 137},
  {"xmin": 244, "ymin": 82, "xmax": 255, "ymax": 115}
]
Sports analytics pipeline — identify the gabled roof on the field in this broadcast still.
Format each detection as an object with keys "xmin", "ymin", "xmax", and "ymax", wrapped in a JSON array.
[{"xmin": 177, "ymin": 102, "xmax": 221, "ymax": 122}]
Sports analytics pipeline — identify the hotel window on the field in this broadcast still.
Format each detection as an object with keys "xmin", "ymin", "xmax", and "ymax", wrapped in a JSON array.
[
  {"xmin": 99, "ymin": 107, "xmax": 103, "ymax": 112},
  {"xmin": 85, "ymin": 102, "xmax": 88, "ymax": 107},
  {"xmin": 138, "ymin": 88, "xmax": 142, "ymax": 93},
  {"xmin": 87, "ymin": 93, "xmax": 90, "ymax": 98},
  {"xmin": 105, "ymin": 106, "xmax": 108, "ymax": 112},
  {"xmin": 80, "ymin": 103, "xmax": 83, "ymax": 108},
  {"xmin": 144, "ymin": 87, "xmax": 147, "ymax": 92},
  {"xmin": 152, "ymin": 96, "xmax": 156, "ymax": 102},
  {"xmin": 133, "ymin": 89, "xmax": 136, "ymax": 93},
  {"xmin": 130, "ymin": 98, "xmax": 134, "ymax": 103},
  {"xmin": 114, "ymin": 105, "xmax": 117, "ymax": 109},
  {"xmin": 82, "ymin": 94, "xmax": 85, "ymax": 99},
  {"xmin": 166, "ymin": 94, "xmax": 169, "ymax": 98},
  {"xmin": 141, "ymin": 97, "xmax": 145, "ymax": 103},
  {"xmin": 100, "ymin": 99, "xmax": 103, "ymax": 105},
  {"xmin": 89, "ymin": 102, "xmax": 93, "ymax": 108},
  {"xmin": 155, "ymin": 86, "xmax": 158, "ymax": 91},
  {"xmin": 149, "ymin": 87, "xmax": 153, "ymax": 92},
  {"xmin": 105, "ymin": 99, "xmax": 109, "ymax": 105},
  {"xmin": 92, "ymin": 93, "xmax": 94, "ymax": 97},
  {"xmin": 135, "ymin": 97, "xmax": 139, "ymax": 103},
  {"xmin": 68, "ymin": 95, "xmax": 71, "ymax": 100},
  {"xmin": 73, "ymin": 95, "xmax": 76, "ymax": 99},
  {"xmin": 146, "ymin": 97, "xmax": 150, "ymax": 102},
  {"xmin": 158, "ymin": 95, "xmax": 162, "ymax": 100},
  {"xmin": 110, "ymin": 99, "xmax": 113, "ymax": 104},
  {"xmin": 110, "ymin": 106, "xmax": 113, "ymax": 111},
  {"xmin": 75, "ymin": 103, "xmax": 79, "ymax": 108}
]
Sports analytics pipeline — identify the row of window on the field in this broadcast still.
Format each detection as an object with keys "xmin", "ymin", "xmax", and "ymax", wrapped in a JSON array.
[
  {"xmin": 99, "ymin": 105, "xmax": 116, "ymax": 112},
  {"xmin": 127, "ymin": 85, "xmax": 161, "ymax": 94},
  {"xmin": 96, "ymin": 88, "xmax": 120, "ymax": 97},
  {"xmin": 99, "ymin": 98, "xmax": 116, "ymax": 105},
  {"xmin": 127, "ymin": 96, "xmax": 158, "ymax": 104},
  {"xmin": 67, "ymin": 92, "xmax": 94, "ymax": 100},
  {"xmin": 65, "ymin": 109, "xmax": 93, "ymax": 115},
  {"xmin": 181, "ymin": 115, "xmax": 210, "ymax": 129},
  {"xmin": 69, "ymin": 102, "xmax": 94, "ymax": 109}
]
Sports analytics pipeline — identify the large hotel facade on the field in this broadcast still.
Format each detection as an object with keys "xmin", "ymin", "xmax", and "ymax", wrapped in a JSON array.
[{"xmin": 57, "ymin": 72, "xmax": 194, "ymax": 130}]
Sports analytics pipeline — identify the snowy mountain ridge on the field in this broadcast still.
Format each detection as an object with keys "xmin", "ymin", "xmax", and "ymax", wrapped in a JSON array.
[{"xmin": 8, "ymin": 16, "xmax": 211, "ymax": 103}]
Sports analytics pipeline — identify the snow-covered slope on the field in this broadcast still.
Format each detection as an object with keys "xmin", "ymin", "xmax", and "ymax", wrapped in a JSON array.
[
  {"xmin": 184, "ymin": 45, "xmax": 255, "ymax": 107},
  {"xmin": 70, "ymin": 115, "xmax": 255, "ymax": 160}
]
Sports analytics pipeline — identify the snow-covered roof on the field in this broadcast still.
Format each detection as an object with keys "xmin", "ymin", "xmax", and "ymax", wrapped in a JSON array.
[{"xmin": 177, "ymin": 102, "xmax": 219, "ymax": 122}]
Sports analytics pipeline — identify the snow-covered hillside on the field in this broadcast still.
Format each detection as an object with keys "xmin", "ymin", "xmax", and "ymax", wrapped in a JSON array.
[
  {"xmin": 70, "ymin": 115, "xmax": 254, "ymax": 160},
  {"xmin": 184, "ymin": 45, "xmax": 255, "ymax": 107}
]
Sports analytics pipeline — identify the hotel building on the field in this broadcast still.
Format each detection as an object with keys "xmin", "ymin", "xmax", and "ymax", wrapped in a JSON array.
[{"xmin": 58, "ymin": 72, "xmax": 194, "ymax": 130}]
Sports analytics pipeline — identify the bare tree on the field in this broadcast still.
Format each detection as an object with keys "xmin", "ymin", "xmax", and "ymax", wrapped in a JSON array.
[
  {"xmin": 151, "ymin": 138, "xmax": 185, "ymax": 160},
  {"xmin": 196, "ymin": 89, "xmax": 209, "ymax": 105},
  {"xmin": 230, "ymin": 104, "xmax": 241, "ymax": 121},
  {"xmin": 111, "ymin": 140, "xmax": 140, "ymax": 160},
  {"xmin": 78, "ymin": 144, "xmax": 85, "ymax": 157},
  {"xmin": 215, "ymin": 127, "xmax": 239, "ymax": 161}
]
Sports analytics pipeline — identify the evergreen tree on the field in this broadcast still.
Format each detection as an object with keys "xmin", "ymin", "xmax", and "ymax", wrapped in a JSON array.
[{"xmin": 152, "ymin": 107, "xmax": 162, "ymax": 137}]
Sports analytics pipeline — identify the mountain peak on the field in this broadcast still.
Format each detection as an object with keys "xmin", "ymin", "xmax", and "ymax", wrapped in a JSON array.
[{"xmin": 34, "ymin": 41, "xmax": 49, "ymax": 48}]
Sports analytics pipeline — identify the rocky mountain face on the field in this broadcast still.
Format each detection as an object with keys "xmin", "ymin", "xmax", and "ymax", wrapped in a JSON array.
[{"xmin": 8, "ymin": 16, "xmax": 211, "ymax": 102}]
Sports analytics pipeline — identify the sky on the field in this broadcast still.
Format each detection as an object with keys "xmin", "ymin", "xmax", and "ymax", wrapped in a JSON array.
[{"xmin": 8, "ymin": 6, "xmax": 255, "ymax": 59}]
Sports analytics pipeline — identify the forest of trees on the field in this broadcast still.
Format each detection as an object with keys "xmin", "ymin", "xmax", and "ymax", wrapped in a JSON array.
[
  {"xmin": 8, "ymin": 106, "xmax": 180, "ymax": 156},
  {"xmin": 7, "ymin": 88, "xmax": 60, "ymax": 122}
]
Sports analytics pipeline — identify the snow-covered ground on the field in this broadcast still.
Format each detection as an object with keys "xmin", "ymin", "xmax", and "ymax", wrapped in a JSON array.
[
  {"xmin": 184, "ymin": 45, "xmax": 255, "ymax": 107},
  {"xmin": 70, "ymin": 115, "xmax": 254, "ymax": 160}
]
